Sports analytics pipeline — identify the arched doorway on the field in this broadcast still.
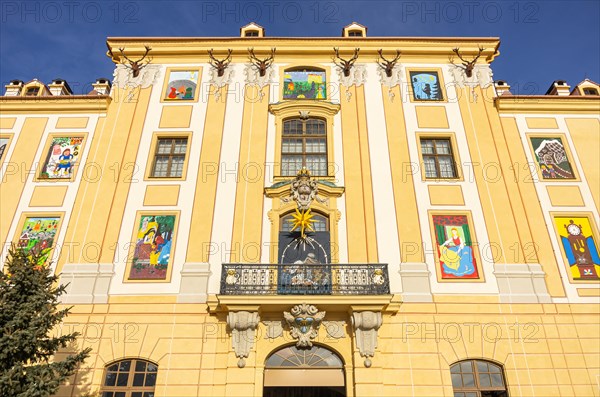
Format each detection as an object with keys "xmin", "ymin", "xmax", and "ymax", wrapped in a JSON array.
[{"xmin": 263, "ymin": 345, "xmax": 346, "ymax": 397}]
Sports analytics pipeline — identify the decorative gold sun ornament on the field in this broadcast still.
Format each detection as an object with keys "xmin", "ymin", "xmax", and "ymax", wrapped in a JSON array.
[{"xmin": 289, "ymin": 208, "xmax": 315, "ymax": 238}]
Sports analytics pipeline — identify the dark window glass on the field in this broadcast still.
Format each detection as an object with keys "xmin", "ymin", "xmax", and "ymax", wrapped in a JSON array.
[
  {"xmin": 348, "ymin": 30, "xmax": 363, "ymax": 37},
  {"xmin": 25, "ymin": 87, "xmax": 40, "ymax": 96},
  {"xmin": 151, "ymin": 137, "xmax": 188, "ymax": 178},
  {"xmin": 281, "ymin": 118, "xmax": 327, "ymax": 176},
  {"xmin": 583, "ymin": 88, "xmax": 599, "ymax": 95},
  {"xmin": 101, "ymin": 359, "xmax": 158, "ymax": 397},
  {"xmin": 450, "ymin": 360, "xmax": 508, "ymax": 397},
  {"xmin": 245, "ymin": 30, "xmax": 259, "ymax": 37},
  {"xmin": 420, "ymin": 138, "xmax": 457, "ymax": 178}
]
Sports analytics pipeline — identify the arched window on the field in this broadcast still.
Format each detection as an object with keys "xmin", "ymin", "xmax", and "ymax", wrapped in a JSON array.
[
  {"xmin": 281, "ymin": 117, "xmax": 327, "ymax": 176},
  {"xmin": 281, "ymin": 211, "xmax": 329, "ymax": 232},
  {"xmin": 450, "ymin": 360, "xmax": 508, "ymax": 397},
  {"xmin": 101, "ymin": 359, "xmax": 158, "ymax": 397},
  {"xmin": 263, "ymin": 345, "xmax": 345, "ymax": 395},
  {"xmin": 266, "ymin": 345, "xmax": 343, "ymax": 368}
]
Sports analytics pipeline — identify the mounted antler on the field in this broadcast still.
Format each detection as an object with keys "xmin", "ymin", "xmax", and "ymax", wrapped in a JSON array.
[
  {"xmin": 450, "ymin": 47, "xmax": 485, "ymax": 78},
  {"xmin": 377, "ymin": 49, "xmax": 401, "ymax": 78},
  {"xmin": 208, "ymin": 49, "xmax": 233, "ymax": 77},
  {"xmin": 333, "ymin": 47, "xmax": 360, "ymax": 77},
  {"xmin": 248, "ymin": 48, "xmax": 275, "ymax": 77},
  {"xmin": 118, "ymin": 45, "xmax": 152, "ymax": 78}
]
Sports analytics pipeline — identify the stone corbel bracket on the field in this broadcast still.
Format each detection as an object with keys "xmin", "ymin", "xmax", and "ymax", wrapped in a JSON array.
[
  {"xmin": 351, "ymin": 311, "xmax": 383, "ymax": 368},
  {"xmin": 227, "ymin": 311, "xmax": 260, "ymax": 368}
]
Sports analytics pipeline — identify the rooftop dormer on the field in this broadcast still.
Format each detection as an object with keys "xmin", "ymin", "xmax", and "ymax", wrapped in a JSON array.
[
  {"xmin": 570, "ymin": 78, "xmax": 599, "ymax": 96},
  {"xmin": 20, "ymin": 79, "xmax": 51, "ymax": 97},
  {"xmin": 240, "ymin": 22, "xmax": 265, "ymax": 38},
  {"xmin": 342, "ymin": 22, "xmax": 367, "ymax": 38}
]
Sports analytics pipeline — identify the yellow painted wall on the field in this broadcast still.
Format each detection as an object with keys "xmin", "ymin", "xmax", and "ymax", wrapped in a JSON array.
[{"xmin": 53, "ymin": 303, "xmax": 600, "ymax": 397}]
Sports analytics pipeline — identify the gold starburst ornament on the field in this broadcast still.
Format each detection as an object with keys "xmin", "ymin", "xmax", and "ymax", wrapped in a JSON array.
[{"xmin": 289, "ymin": 208, "xmax": 315, "ymax": 238}]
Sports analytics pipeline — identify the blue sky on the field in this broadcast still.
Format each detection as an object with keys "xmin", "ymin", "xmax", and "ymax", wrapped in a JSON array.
[{"xmin": 1, "ymin": 0, "xmax": 598, "ymax": 95}]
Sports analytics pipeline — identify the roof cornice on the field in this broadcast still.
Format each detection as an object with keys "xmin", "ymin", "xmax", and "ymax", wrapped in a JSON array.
[
  {"xmin": 495, "ymin": 96, "xmax": 600, "ymax": 114},
  {"xmin": 0, "ymin": 96, "xmax": 111, "ymax": 114}
]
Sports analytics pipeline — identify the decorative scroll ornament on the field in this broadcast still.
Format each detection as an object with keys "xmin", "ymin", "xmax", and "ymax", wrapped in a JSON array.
[
  {"xmin": 377, "ymin": 64, "xmax": 403, "ymax": 102},
  {"xmin": 227, "ymin": 311, "xmax": 260, "ymax": 368},
  {"xmin": 225, "ymin": 269, "xmax": 239, "ymax": 285},
  {"xmin": 263, "ymin": 320, "xmax": 284, "ymax": 339},
  {"xmin": 336, "ymin": 64, "xmax": 367, "ymax": 102},
  {"xmin": 352, "ymin": 311, "xmax": 383, "ymax": 367},
  {"xmin": 208, "ymin": 66, "xmax": 235, "ymax": 101},
  {"xmin": 323, "ymin": 321, "xmax": 346, "ymax": 339},
  {"xmin": 282, "ymin": 167, "xmax": 325, "ymax": 211},
  {"xmin": 112, "ymin": 64, "xmax": 161, "ymax": 90},
  {"xmin": 244, "ymin": 63, "xmax": 276, "ymax": 102},
  {"xmin": 449, "ymin": 64, "xmax": 494, "ymax": 92},
  {"xmin": 284, "ymin": 303, "xmax": 326, "ymax": 348}
]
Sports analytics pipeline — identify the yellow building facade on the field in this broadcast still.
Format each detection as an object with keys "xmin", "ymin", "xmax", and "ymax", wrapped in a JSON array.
[{"xmin": 1, "ymin": 23, "xmax": 599, "ymax": 397}]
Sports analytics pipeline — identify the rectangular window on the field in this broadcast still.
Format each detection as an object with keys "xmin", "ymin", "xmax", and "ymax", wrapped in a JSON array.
[
  {"xmin": 420, "ymin": 138, "xmax": 457, "ymax": 178},
  {"xmin": 281, "ymin": 118, "xmax": 327, "ymax": 176},
  {"xmin": 25, "ymin": 87, "xmax": 40, "ymax": 96},
  {"xmin": 151, "ymin": 137, "xmax": 187, "ymax": 178}
]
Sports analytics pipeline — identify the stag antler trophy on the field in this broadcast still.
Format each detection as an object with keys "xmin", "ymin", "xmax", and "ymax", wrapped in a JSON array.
[
  {"xmin": 208, "ymin": 49, "xmax": 233, "ymax": 77},
  {"xmin": 117, "ymin": 45, "xmax": 152, "ymax": 78},
  {"xmin": 450, "ymin": 47, "xmax": 485, "ymax": 78},
  {"xmin": 248, "ymin": 47, "xmax": 275, "ymax": 77},
  {"xmin": 376, "ymin": 49, "xmax": 401, "ymax": 78},
  {"xmin": 332, "ymin": 47, "xmax": 360, "ymax": 77}
]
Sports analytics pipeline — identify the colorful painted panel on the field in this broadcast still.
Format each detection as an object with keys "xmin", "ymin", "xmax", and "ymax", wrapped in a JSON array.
[
  {"xmin": 129, "ymin": 215, "xmax": 176, "ymax": 280},
  {"xmin": 432, "ymin": 215, "xmax": 480, "ymax": 279},
  {"xmin": 283, "ymin": 70, "xmax": 327, "ymax": 100},
  {"xmin": 40, "ymin": 136, "xmax": 83, "ymax": 179},
  {"xmin": 0, "ymin": 137, "xmax": 8, "ymax": 161},
  {"xmin": 164, "ymin": 70, "xmax": 199, "ymax": 100},
  {"xmin": 18, "ymin": 216, "xmax": 60, "ymax": 264},
  {"xmin": 410, "ymin": 71, "xmax": 443, "ymax": 100},
  {"xmin": 531, "ymin": 137, "xmax": 575, "ymax": 179},
  {"xmin": 554, "ymin": 217, "xmax": 600, "ymax": 280}
]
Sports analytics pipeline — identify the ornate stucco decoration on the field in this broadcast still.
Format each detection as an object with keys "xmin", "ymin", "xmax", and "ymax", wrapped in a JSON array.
[
  {"xmin": 284, "ymin": 303, "xmax": 325, "ymax": 348},
  {"xmin": 449, "ymin": 64, "xmax": 494, "ymax": 102},
  {"xmin": 336, "ymin": 64, "xmax": 367, "ymax": 102},
  {"xmin": 208, "ymin": 67, "xmax": 235, "ymax": 101},
  {"xmin": 377, "ymin": 65, "xmax": 403, "ymax": 101},
  {"xmin": 323, "ymin": 320, "xmax": 346, "ymax": 339},
  {"xmin": 282, "ymin": 167, "xmax": 326, "ymax": 211},
  {"xmin": 227, "ymin": 311, "xmax": 260, "ymax": 368},
  {"xmin": 244, "ymin": 63, "xmax": 276, "ymax": 102},
  {"xmin": 112, "ymin": 63, "xmax": 161, "ymax": 90},
  {"xmin": 351, "ymin": 311, "xmax": 382, "ymax": 367},
  {"xmin": 263, "ymin": 320, "xmax": 284, "ymax": 339}
]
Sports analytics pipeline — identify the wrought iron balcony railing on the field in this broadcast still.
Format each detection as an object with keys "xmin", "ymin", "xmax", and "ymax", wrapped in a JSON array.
[{"xmin": 220, "ymin": 263, "xmax": 390, "ymax": 295}]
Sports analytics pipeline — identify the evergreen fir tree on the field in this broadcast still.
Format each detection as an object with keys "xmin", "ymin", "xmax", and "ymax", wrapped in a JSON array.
[{"xmin": 0, "ymin": 247, "xmax": 91, "ymax": 397}]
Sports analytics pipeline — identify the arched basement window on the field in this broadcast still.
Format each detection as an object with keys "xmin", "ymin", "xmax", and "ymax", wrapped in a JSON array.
[
  {"xmin": 101, "ymin": 359, "xmax": 158, "ymax": 397},
  {"xmin": 450, "ymin": 360, "xmax": 508, "ymax": 397}
]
